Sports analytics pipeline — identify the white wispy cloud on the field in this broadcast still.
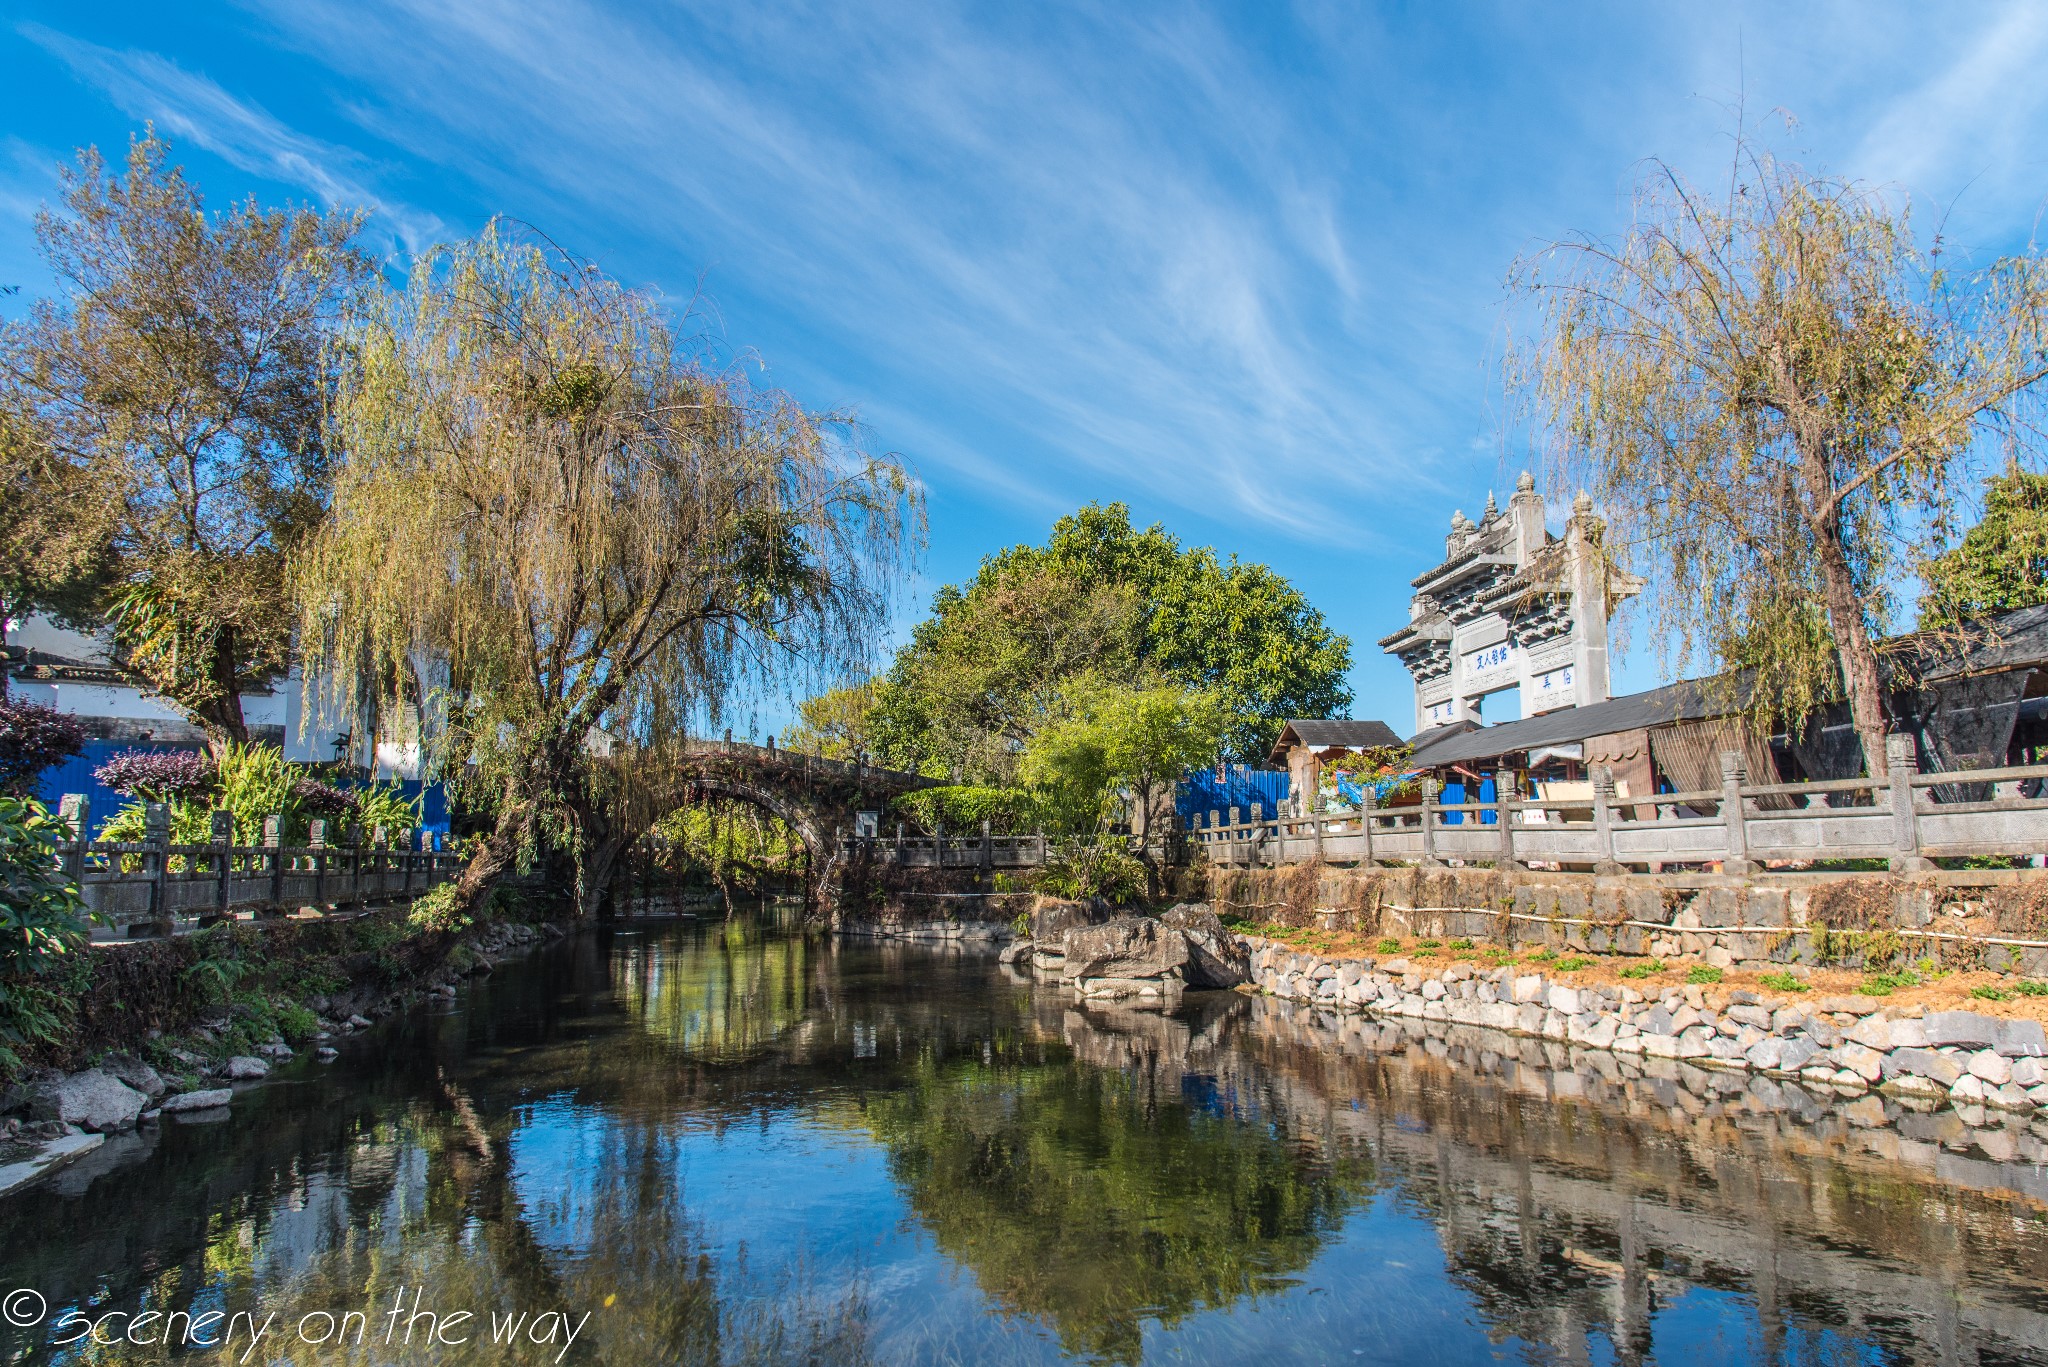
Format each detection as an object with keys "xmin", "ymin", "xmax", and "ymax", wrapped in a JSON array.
[
  {"xmin": 19, "ymin": 23, "xmax": 447, "ymax": 254},
  {"xmin": 231, "ymin": 0, "xmax": 1473, "ymax": 542}
]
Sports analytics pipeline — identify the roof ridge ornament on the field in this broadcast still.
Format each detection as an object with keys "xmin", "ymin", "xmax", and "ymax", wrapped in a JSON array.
[{"xmin": 1516, "ymin": 469, "xmax": 1536, "ymax": 493}]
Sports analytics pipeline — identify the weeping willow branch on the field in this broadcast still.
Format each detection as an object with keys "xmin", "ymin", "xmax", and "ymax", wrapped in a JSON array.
[{"xmin": 297, "ymin": 222, "xmax": 921, "ymax": 915}]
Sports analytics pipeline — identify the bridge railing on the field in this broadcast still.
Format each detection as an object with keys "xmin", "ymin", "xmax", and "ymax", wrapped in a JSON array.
[
  {"xmin": 1191, "ymin": 739, "xmax": 2048, "ymax": 876},
  {"xmin": 47, "ymin": 797, "xmax": 463, "ymax": 940},
  {"xmin": 686, "ymin": 735, "xmax": 933, "ymax": 788}
]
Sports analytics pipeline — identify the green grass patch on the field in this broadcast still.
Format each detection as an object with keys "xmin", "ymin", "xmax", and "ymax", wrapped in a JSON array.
[
  {"xmin": 2015, "ymin": 980, "xmax": 2048, "ymax": 997},
  {"xmin": 1686, "ymin": 965, "xmax": 1724, "ymax": 985},
  {"xmin": 1375, "ymin": 938, "xmax": 1401, "ymax": 955},
  {"xmin": 1617, "ymin": 960, "xmax": 1663, "ymax": 980},
  {"xmin": 1858, "ymin": 967, "xmax": 1924, "ymax": 997},
  {"xmin": 1756, "ymin": 972, "xmax": 1806, "ymax": 993},
  {"xmin": 1555, "ymin": 956, "xmax": 1592, "ymax": 972},
  {"xmin": 1448, "ymin": 938, "xmax": 1474, "ymax": 950},
  {"xmin": 1417, "ymin": 938, "xmax": 1441, "ymax": 949},
  {"xmin": 1970, "ymin": 985, "xmax": 2012, "ymax": 1002}
]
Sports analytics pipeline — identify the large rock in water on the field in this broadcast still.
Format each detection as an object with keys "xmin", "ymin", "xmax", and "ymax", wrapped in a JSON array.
[
  {"xmin": 1031, "ymin": 898, "xmax": 1111, "ymax": 949},
  {"xmin": 1062, "ymin": 917, "xmax": 1190, "ymax": 983},
  {"xmin": 32, "ymin": 1070, "xmax": 148, "ymax": 1133},
  {"xmin": 1158, "ymin": 903, "xmax": 1250, "ymax": 988}
]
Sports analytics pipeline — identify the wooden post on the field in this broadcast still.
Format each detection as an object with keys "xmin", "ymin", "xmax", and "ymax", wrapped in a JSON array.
[
  {"xmin": 144, "ymin": 801, "xmax": 172, "ymax": 937},
  {"xmin": 1718, "ymin": 752, "xmax": 1753, "ymax": 876},
  {"xmin": 1420, "ymin": 779, "xmax": 1442, "ymax": 867},
  {"xmin": 1590, "ymin": 767, "xmax": 1623, "ymax": 875},
  {"xmin": 1495, "ymin": 769, "xmax": 1520, "ymax": 871},
  {"xmin": 1886, "ymin": 733, "xmax": 1932, "ymax": 873}
]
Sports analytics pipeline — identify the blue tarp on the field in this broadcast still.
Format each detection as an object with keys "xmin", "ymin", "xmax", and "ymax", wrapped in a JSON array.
[
  {"xmin": 1176, "ymin": 766, "xmax": 1289, "ymax": 826},
  {"xmin": 1439, "ymin": 778, "xmax": 1498, "ymax": 825},
  {"xmin": 32, "ymin": 740, "xmax": 449, "ymax": 839}
]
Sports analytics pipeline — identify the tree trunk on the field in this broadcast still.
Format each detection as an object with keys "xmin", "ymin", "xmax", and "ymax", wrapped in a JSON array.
[
  {"xmin": 195, "ymin": 625, "xmax": 250, "ymax": 758},
  {"xmin": 1806, "ymin": 480, "xmax": 1892, "ymax": 778},
  {"xmin": 445, "ymin": 787, "xmax": 532, "ymax": 920}
]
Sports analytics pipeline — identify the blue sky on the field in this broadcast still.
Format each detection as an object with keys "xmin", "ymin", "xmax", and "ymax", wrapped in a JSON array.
[{"xmin": 7, "ymin": 2, "xmax": 2048, "ymax": 734}]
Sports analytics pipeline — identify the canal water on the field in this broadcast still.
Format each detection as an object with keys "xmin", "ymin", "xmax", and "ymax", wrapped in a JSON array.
[{"xmin": 4, "ymin": 918, "xmax": 2048, "ymax": 1365}]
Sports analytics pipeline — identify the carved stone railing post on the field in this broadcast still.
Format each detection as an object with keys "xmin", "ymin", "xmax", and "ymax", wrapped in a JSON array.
[
  {"xmin": 1886, "ymin": 733, "xmax": 1933, "ymax": 873},
  {"xmin": 979, "ymin": 819, "xmax": 993, "ymax": 878},
  {"xmin": 1718, "ymin": 752, "xmax": 1753, "ymax": 876},
  {"xmin": 263, "ymin": 814, "xmax": 286, "ymax": 914},
  {"xmin": 1590, "ymin": 767, "xmax": 1623, "ymax": 875},
  {"xmin": 1495, "ymin": 769, "xmax": 1520, "ymax": 870},
  {"xmin": 59, "ymin": 794, "xmax": 90, "ymax": 890},
  {"xmin": 1250, "ymin": 802, "xmax": 1264, "ymax": 869},
  {"xmin": 210, "ymin": 809, "xmax": 234, "ymax": 919},
  {"xmin": 144, "ymin": 801, "xmax": 171, "ymax": 937},
  {"xmin": 309, "ymin": 819, "xmax": 328, "ymax": 908},
  {"xmin": 1420, "ymin": 778, "xmax": 1443, "ymax": 867},
  {"xmin": 1359, "ymin": 788, "xmax": 1378, "ymax": 867}
]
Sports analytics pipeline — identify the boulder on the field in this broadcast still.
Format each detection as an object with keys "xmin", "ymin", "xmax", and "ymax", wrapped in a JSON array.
[
  {"xmin": 99, "ymin": 1053, "xmax": 166, "ymax": 1100},
  {"xmin": 224, "ymin": 1056, "xmax": 270, "ymax": 1081},
  {"xmin": 1159, "ymin": 905, "xmax": 1251, "ymax": 988},
  {"xmin": 1920, "ymin": 1011, "xmax": 2003, "ymax": 1049},
  {"xmin": 159, "ymin": 1088, "xmax": 233, "ymax": 1113},
  {"xmin": 1884, "ymin": 1048, "xmax": 1964, "ymax": 1086},
  {"xmin": 1968, "ymin": 1050, "xmax": 2013, "ymax": 1086},
  {"xmin": 1062, "ymin": 917, "xmax": 1190, "ymax": 983},
  {"xmin": 998, "ymin": 939, "xmax": 1035, "ymax": 966},
  {"xmin": 1032, "ymin": 898, "xmax": 1111, "ymax": 947},
  {"xmin": 33, "ymin": 1071, "xmax": 147, "ymax": 1133}
]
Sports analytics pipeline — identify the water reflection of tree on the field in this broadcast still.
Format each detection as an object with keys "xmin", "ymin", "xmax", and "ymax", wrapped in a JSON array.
[
  {"xmin": 849, "ymin": 1046, "xmax": 1377, "ymax": 1365},
  {"xmin": 611, "ymin": 920, "xmax": 814, "ymax": 1063}
]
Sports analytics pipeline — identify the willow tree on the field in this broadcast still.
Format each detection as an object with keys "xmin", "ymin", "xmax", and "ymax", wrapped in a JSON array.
[
  {"xmin": 0, "ymin": 130, "xmax": 372, "ymax": 747},
  {"xmin": 299, "ymin": 225, "xmax": 916, "ymax": 915},
  {"xmin": 1512, "ymin": 143, "xmax": 2048, "ymax": 774}
]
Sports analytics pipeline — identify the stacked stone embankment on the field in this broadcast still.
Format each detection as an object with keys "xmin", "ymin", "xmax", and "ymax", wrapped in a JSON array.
[{"xmin": 1247, "ymin": 936, "xmax": 2048, "ymax": 1114}]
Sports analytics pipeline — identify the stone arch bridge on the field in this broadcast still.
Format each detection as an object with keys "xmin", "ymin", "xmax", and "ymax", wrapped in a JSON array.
[{"xmin": 597, "ymin": 739, "xmax": 942, "ymax": 914}]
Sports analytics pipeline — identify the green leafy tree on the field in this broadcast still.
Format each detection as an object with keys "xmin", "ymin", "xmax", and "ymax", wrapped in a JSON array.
[
  {"xmin": 0, "ymin": 130, "xmax": 374, "ymax": 748},
  {"xmin": 0, "ymin": 796, "xmax": 91, "ymax": 1073},
  {"xmin": 1918, "ymin": 467, "xmax": 2048, "ymax": 628},
  {"xmin": 781, "ymin": 680, "xmax": 880, "ymax": 760},
  {"xmin": 1022, "ymin": 674, "xmax": 1230, "ymax": 837},
  {"xmin": 867, "ymin": 503, "xmax": 1350, "ymax": 775},
  {"xmin": 299, "ymin": 224, "xmax": 916, "ymax": 919},
  {"xmin": 1512, "ymin": 139, "xmax": 2048, "ymax": 774}
]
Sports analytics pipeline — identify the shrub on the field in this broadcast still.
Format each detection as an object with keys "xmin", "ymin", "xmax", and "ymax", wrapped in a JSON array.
[
  {"xmin": 1858, "ymin": 967, "xmax": 1923, "ymax": 997},
  {"xmin": 1555, "ymin": 956, "xmax": 1592, "ymax": 972},
  {"xmin": 1969, "ymin": 984, "xmax": 2012, "ymax": 1001},
  {"xmin": 95, "ymin": 748, "xmax": 215, "ymax": 801},
  {"xmin": 1448, "ymin": 938, "xmax": 1474, "ymax": 950},
  {"xmin": 0, "ymin": 796, "xmax": 93, "ymax": 1073},
  {"xmin": 1036, "ymin": 840, "xmax": 1146, "ymax": 904},
  {"xmin": 890, "ymin": 785, "xmax": 1037, "ymax": 835},
  {"xmin": 291, "ymin": 777, "xmax": 359, "ymax": 817},
  {"xmin": 1686, "ymin": 965, "xmax": 1723, "ymax": 985},
  {"xmin": 1375, "ymin": 937, "xmax": 1401, "ymax": 954},
  {"xmin": 351, "ymin": 780, "xmax": 423, "ymax": 841},
  {"xmin": 0, "ymin": 699, "xmax": 86, "ymax": 795},
  {"xmin": 1618, "ymin": 960, "xmax": 1662, "ymax": 979},
  {"xmin": 2016, "ymin": 980, "xmax": 2048, "ymax": 997},
  {"xmin": 1418, "ymin": 938, "xmax": 1441, "ymax": 949},
  {"xmin": 1756, "ymin": 971, "xmax": 1806, "ymax": 993}
]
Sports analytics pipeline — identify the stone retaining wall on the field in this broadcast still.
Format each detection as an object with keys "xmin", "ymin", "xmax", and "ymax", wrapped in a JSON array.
[
  {"xmin": 1247, "ymin": 935, "xmax": 2048, "ymax": 1115},
  {"xmin": 1214, "ymin": 865, "xmax": 2048, "ymax": 975}
]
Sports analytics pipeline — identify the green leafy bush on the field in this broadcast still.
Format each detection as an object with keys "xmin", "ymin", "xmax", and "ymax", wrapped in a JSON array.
[
  {"xmin": 2015, "ymin": 980, "xmax": 2048, "ymax": 997},
  {"xmin": 0, "ymin": 796, "xmax": 93, "ymax": 1073},
  {"xmin": 1969, "ymin": 984, "xmax": 2012, "ymax": 1001},
  {"xmin": 1756, "ymin": 971, "xmax": 1806, "ymax": 992},
  {"xmin": 890, "ymin": 785, "xmax": 1038, "ymax": 835},
  {"xmin": 1036, "ymin": 840, "xmax": 1146, "ymax": 904},
  {"xmin": 352, "ymin": 780, "xmax": 423, "ymax": 843},
  {"xmin": 1618, "ymin": 959, "xmax": 1663, "ymax": 979},
  {"xmin": 1858, "ymin": 967, "xmax": 1923, "ymax": 997},
  {"xmin": 1374, "ymin": 937, "xmax": 1401, "ymax": 954},
  {"xmin": 1555, "ymin": 956, "xmax": 1592, "ymax": 972},
  {"xmin": 1686, "ymin": 965, "xmax": 1724, "ymax": 985}
]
